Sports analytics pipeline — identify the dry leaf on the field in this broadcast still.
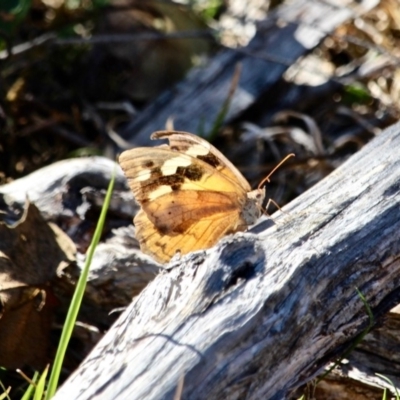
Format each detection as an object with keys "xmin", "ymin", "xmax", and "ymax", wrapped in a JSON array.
[{"xmin": 0, "ymin": 197, "xmax": 76, "ymax": 368}]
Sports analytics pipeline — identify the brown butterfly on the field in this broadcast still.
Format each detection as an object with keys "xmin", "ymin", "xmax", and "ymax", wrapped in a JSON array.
[{"xmin": 119, "ymin": 130, "xmax": 266, "ymax": 263}]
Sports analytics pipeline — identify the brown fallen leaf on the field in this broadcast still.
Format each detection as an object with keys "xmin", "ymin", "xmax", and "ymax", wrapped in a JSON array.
[{"xmin": 0, "ymin": 196, "xmax": 76, "ymax": 369}]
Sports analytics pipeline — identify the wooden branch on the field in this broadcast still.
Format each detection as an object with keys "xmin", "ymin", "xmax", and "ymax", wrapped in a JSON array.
[
  {"xmin": 121, "ymin": 0, "xmax": 378, "ymax": 146},
  {"xmin": 0, "ymin": 157, "xmax": 127, "ymax": 220},
  {"xmin": 52, "ymin": 121, "xmax": 400, "ymax": 399}
]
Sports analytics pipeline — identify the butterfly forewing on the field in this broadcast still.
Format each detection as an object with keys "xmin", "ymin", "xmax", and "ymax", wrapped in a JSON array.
[
  {"xmin": 152, "ymin": 131, "xmax": 252, "ymax": 192},
  {"xmin": 119, "ymin": 147, "xmax": 247, "ymax": 203}
]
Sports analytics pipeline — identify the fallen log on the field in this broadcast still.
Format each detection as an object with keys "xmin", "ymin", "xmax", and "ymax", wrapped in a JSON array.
[
  {"xmin": 122, "ymin": 0, "xmax": 379, "ymax": 145},
  {"xmin": 52, "ymin": 119, "xmax": 400, "ymax": 399}
]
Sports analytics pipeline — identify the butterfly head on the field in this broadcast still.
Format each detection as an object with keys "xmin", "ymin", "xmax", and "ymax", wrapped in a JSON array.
[{"xmin": 242, "ymin": 187, "xmax": 266, "ymax": 225}]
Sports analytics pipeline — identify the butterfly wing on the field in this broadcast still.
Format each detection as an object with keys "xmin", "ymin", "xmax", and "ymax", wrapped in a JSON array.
[
  {"xmin": 151, "ymin": 130, "xmax": 252, "ymax": 192},
  {"xmin": 134, "ymin": 191, "xmax": 246, "ymax": 263},
  {"xmin": 119, "ymin": 147, "xmax": 248, "ymax": 203},
  {"xmin": 118, "ymin": 131, "xmax": 254, "ymax": 263}
]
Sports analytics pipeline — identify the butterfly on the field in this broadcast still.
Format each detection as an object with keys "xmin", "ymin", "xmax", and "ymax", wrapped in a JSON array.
[{"xmin": 118, "ymin": 130, "xmax": 266, "ymax": 264}]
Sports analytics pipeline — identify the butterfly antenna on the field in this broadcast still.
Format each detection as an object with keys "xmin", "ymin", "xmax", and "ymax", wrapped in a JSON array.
[{"xmin": 257, "ymin": 153, "xmax": 295, "ymax": 190}]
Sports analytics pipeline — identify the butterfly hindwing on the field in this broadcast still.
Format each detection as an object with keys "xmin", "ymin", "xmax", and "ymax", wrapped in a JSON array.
[
  {"xmin": 135, "ymin": 199, "xmax": 245, "ymax": 263},
  {"xmin": 140, "ymin": 190, "xmax": 245, "ymax": 234}
]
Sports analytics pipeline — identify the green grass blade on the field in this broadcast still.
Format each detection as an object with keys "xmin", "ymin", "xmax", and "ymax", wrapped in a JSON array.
[
  {"xmin": 376, "ymin": 374, "xmax": 400, "ymax": 399},
  {"xmin": 0, "ymin": 390, "xmax": 10, "ymax": 400},
  {"xmin": 34, "ymin": 366, "xmax": 49, "ymax": 400},
  {"xmin": 0, "ymin": 375, "xmax": 10, "ymax": 400},
  {"xmin": 21, "ymin": 370, "xmax": 39, "ymax": 400},
  {"xmin": 206, "ymin": 63, "xmax": 241, "ymax": 141},
  {"xmin": 45, "ymin": 168, "xmax": 116, "ymax": 399},
  {"xmin": 356, "ymin": 288, "xmax": 374, "ymax": 331}
]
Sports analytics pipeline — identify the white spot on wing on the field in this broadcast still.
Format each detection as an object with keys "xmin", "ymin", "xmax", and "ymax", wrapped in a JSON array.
[
  {"xmin": 136, "ymin": 169, "xmax": 152, "ymax": 181},
  {"xmin": 185, "ymin": 144, "xmax": 210, "ymax": 156},
  {"xmin": 148, "ymin": 185, "xmax": 173, "ymax": 200},
  {"xmin": 161, "ymin": 157, "xmax": 191, "ymax": 175}
]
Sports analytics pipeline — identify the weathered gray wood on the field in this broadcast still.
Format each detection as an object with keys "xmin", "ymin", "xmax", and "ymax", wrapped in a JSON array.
[
  {"xmin": 0, "ymin": 157, "xmax": 129, "ymax": 220},
  {"xmin": 52, "ymin": 121, "xmax": 400, "ymax": 399},
  {"xmin": 286, "ymin": 310, "xmax": 400, "ymax": 398},
  {"xmin": 122, "ymin": 0, "xmax": 378, "ymax": 146},
  {"xmin": 301, "ymin": 310, "xmax": 400, "ymax": 398},
  {"xmin": 338, "ymin": 311, "xmax": 400, "ymax": 393}
]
